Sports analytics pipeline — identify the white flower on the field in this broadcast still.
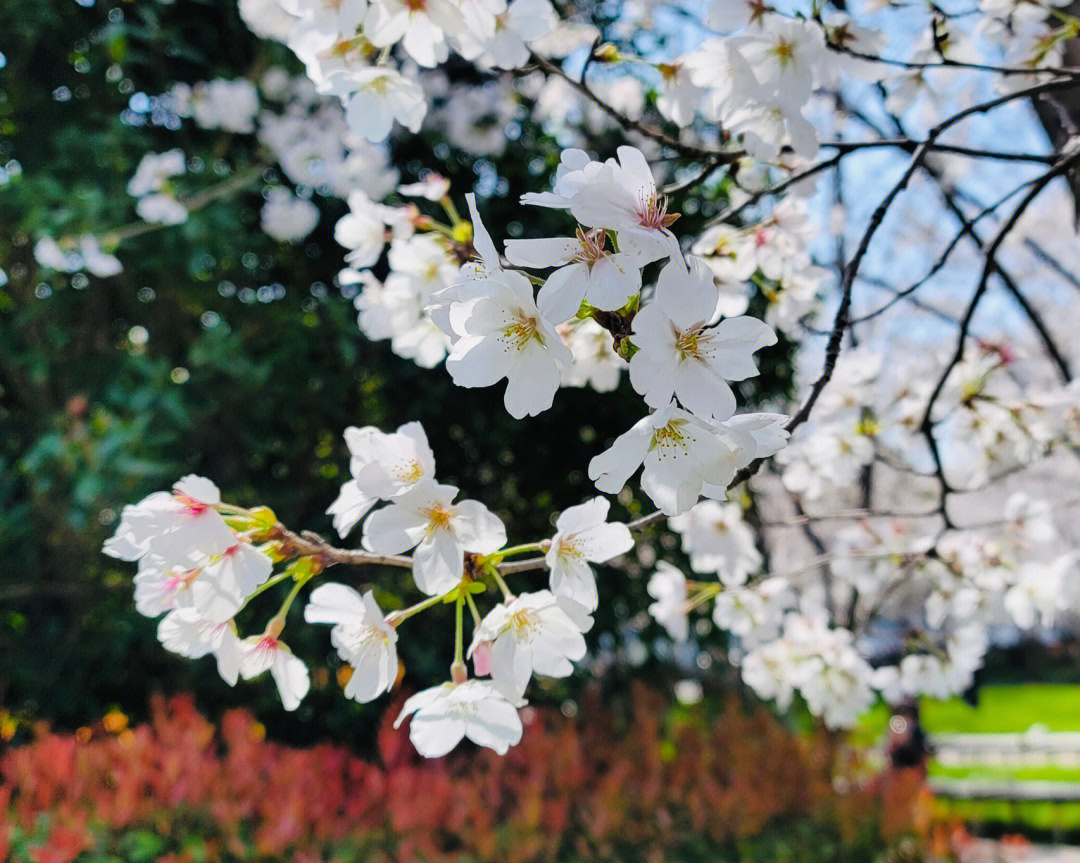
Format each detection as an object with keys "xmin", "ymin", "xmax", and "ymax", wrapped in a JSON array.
[
  {"xmin": 133, "ymin": 540, "xmax": 271, "ymax": 624},
  {"xmin": 398, "ymin": 174, "xmax": 450, "ymax": 200},
  {"xmin": 461, "ymin": 190, "xmax": 503, "ymax": 277},
  {"xmin": 134, "ymin": 556, "xmax": 201, "ymax": 618},
  {"xmin": 443, "ymin": 268, "xmax": 573, "ymax": 418},
  {"xmin": 157, "ymin": 609, "xmax": 244, "ymax": 686},
  {"xmin": 340, "ymin": 67, "xmax": 426, "ymax": 142},
  {"xmin": 712, "ymin": 578, "xmax": 792, "ymax": 644},
  {"xmin": 684, "ymin": 38, "xmax": 759, "ymax": 122},
  {"xmin": 394, "ymin": 679, "xmax": 524, "ymax": 758},
  {"xmin": 305, "ymin": 583, "xmax": 399, "ymax": 702},
  {"xmin": 278, "ymin": 0, "xmax": 365, "ymax": 40},
  {"xmin": 588, "ymin": 404, "xmax": 754, "ymax": 516},
  {"xmin": 521, "ymin": 148, "xmax": 617, "ymax": 210},
  {"xmin": 723, "ymin": 91, "xmax": 819, "ymax": 161},
  {"xmin": 560, "ymin": 319, "xmax": 623, "ymax": 392},
  {"xmin": 656, "ymin": 61, "xmax": 706, "ymax": 126},
  {"xmin": 261, "ymin": 188, "xmax": 320, "ymax": 242},
  {"xmin": 238, "ymin": 0, "xmax": 299, "ymax": 41},
  {"xmin": 127, "ymin": 150, "xmax": 186, "ymax": 197},
  {"xmin": 362, "ymin": 479, "xmax": 507, "ymax": 595},
  {"xmin": 34, "ymin": 237, "xmax": 79, "ymax": 272},
  {"xmin": 629, "ymin": 257, "xmax": 776, "ymax": 422},
  {"xmin": 103, "ymin": 475, "xmax": 235, "ymax": 565},
  {"xmin": 647, "ymin": 561, "xmax": 689, "ymax": 641},
  {"xmin": 327, "ymin": 421, "xmax": 436, "ymax": 536},
  {"xmin": 504, "ymin": 228, "xmax": 642, "ymax": 324},
  {"xmin": 364, "ymin": 0, "xmax": 456, "ymax": 67},
  {"xmin": 733, "ymin": 17, "xmax": 827, "ymax": 103},
  {"xmin": 137, "ymin": 193, "xmax": 189, "ymax": 226},
  {"xmin": 668, "ymin": 500, "xmax": 761, "ymax": 584},
  {"xmin": 78, "ymin": 236, "xmax": 124, "ymax": 277},
  {"xmin": 567, "ymin": 146, "xmax": 683, "ymax": 267},
  {"xmin": 723, "ymin": 412, "xmax": 789, "ymax": 461},
  {"xmin": 239, "ymin": 625, "xmax": 311, "ymax": 711},
  {"xmin": 335, "ymin": 191, "xmax": 387, "ymax": 268},
  {"xmin": 188, "ymin": 78, "xmax": 260, "ymax": 133},
  {"xmin": 692, "ymin": 223, "xmax": 757, "ymax": 286},
  {"xmin": 460, "ymin": 0, "xmax": 557, "ymax": 69},
  {"xmin": 545, "ymin": 497, "xmax": 633, "ymax": 610},
  {"xmin": 192, "ymin": 542, "xmax": 274, "ymax": 621},
  {"xmin": 470, "ymin": 590, "xmax": 593, "ymax": 696}
]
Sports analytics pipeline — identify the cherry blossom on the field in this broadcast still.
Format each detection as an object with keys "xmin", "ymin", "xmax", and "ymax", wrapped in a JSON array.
[
  {"xmin": 305, "ymin": 583, "xmax": 399, "ymax": 702},
  {"xmin": 565, "ymin": 146, "xmax": 684, "ymax": 267},
  {"xmin": 469, "ymin": 590, "xmax": 593, "ymax": 697},
  {"xmin": 647, "ymin": 562, "xmax": 690, "ymax": 642},
  {"xmin": 103, "ymin": 475, "xmax": 235, "ymax": 566},
  {"xmin": 394, "ymin": 680, "xmax": 524, "ymax": 757},
  {"xmin": 668, "ymin": 500, "xmax": 762, "ymax": 584},
  {"xmin": 545, "ymin": 497, "xmax": 633, "ymax": 611},
  {"xmin": 157, "ymin": 609, "xmax": 244, "ymax": 686},
  {"xmin": 362, "ymin": 480, "xmax": 506, "ymax": 595},
  {"xmin": 328, "ymin": 421, "xmax": 436, "ymax": 537},
  {"xmin": 441, "ymin": 268, "xmax": 573, "ymax": 418},
  {"xmin": 629, "ymin": 257, "xmax": 777, "ymax": 422},
  {"xmin": 239, "ymin": 621, "xmax": 311, "ymax": 711},
  {"xmin": 588, "ymin": 404, "xmax": 755, "ymax": 516}
]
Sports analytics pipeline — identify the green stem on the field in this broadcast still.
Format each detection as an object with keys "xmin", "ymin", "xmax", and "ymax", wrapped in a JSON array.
[
  {"xmin": 464, "ymin": 590, "xmax": 482, "ymax": 626},
  {"xmin": 387, "ymin": 592, "xmax": 445, "ymax": 626},
  {"xmin": 442, "ymin": 195, "xmax": 463, "ymax": 226},
  {"xmin": 240, "ymin": 571, "xmax": 293, "ymax": 607},
  {"xmin": 276, "ymin": 573, "xmax": 310, "ymax": 620},
  {"xmin": 685, "ymin": 582, "xmax": 721, "ymax": 613},
  {"xmin": 454, "ymin": 593, "xmax": 465, "ymax": 666},
  {"xmin": 496, "ymin": 542, "xmax": 546, "ymax": 560},
  {"xmin": 489, "ymin": 566, "xmax": 513, "ymax": 601},
  {"xmin": 423, "ymin": 219, "xmax": 457, "ymax": 238}
]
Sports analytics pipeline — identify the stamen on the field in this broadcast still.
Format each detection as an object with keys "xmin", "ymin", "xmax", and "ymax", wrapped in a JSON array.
[
  {"xmin": 636, "ymin": 190, "xmax": 670, "ymax": 230},
  {"xmin": 574, "ymin": 227, "xmax": 608, "ymax": 265},
  {"xmin": 502, "ymin": 315, "xmax": 541, "ymax": 350}
]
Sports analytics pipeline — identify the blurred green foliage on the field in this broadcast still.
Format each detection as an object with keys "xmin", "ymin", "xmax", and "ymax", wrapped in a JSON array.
[{"xmin": 0, "ymin": 0, "xmax": 793, "ymax": 741}]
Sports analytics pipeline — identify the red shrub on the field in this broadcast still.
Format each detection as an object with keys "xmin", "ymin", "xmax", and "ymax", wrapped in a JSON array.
[{"xmin": 0, "ymin": 685, "xmax": 907, "ymax": 861}]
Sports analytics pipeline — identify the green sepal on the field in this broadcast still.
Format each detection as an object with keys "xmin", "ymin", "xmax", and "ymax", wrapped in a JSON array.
[{"xmin": 285, "ymin": 556, "xmax": 320, "ymax": 582}]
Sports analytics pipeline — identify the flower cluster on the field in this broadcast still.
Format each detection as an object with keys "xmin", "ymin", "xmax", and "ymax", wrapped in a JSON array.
[
  {"xmin": 422, "ymin": 147, "xmax": 787, "ymax": 516},
  {"xmin": 105, "ymin": 420, "xmax": 634, "ymax": 756},
  {"xmin": 243, "ymin": 0, "xmax": 558, "ymax": 142}
]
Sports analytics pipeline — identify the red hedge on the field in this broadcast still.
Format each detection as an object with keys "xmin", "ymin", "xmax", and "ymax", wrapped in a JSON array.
[{"xmin": 0, "ymin": 684, "xmax": 908, "ymax": 862}]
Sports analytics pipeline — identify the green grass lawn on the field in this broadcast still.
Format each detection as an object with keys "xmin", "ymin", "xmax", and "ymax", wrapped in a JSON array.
[
  {"xmin": 853, "ymin": 684, "xmax": 1080, "ymax": 833},
  {"xmin": 931, "ymin": 764, "xmax": 1080, "ymax": 782},
  {"xmin": 856, "ymin": 684, "xmax": 1080, "ymax": 742}
]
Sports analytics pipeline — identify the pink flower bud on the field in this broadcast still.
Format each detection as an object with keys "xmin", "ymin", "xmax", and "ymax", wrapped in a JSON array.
[{"xmin": 471, "ymin": 641, "xmax": 493, "ymax": 677}]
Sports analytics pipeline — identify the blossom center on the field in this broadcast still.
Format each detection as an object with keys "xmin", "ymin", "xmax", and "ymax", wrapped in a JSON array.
[
  {"xmin": 396, "ymin": 460, "xmax": 424, "ymax": 483},
  {"xmin": 772, "ymin": 39, "xmax": 795, "ymax": 65},
  {"xmin": 510, "ymin": 608, "xmax": 541, "ymax": 635},
  {"xmin": 424, "ymin": 504, "xmax": 454, "ymax": 530},
  {"xmin": 636, "ymin": 191, "xmax": 671, "ymax": 230},
  {"xmin": 574, "ymin": 227, "xmax": 608, "ymax": 266},
  {"xmin": 166, "ymin": 568, "xmax": 200, "ymax": 593},
  {"xmin": 674, "ymin": 326, "xmax": 705, "ymax": 360},
  {"xmin": 650, "ymin": 420, "xmax": 690, "ymax": 456},
  {"xmin": 557, "ymin": 537, "xmax": 581, "ymax": 559},
  {"xmin": 174, "ymin": 492, "xmax": 210, "ymax": 515},
  {"xmin": 503, "ymin": 315, "xmax": 541, "ymax": 350}
]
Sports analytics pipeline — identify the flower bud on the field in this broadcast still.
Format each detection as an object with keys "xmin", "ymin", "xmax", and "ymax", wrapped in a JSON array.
[{"xmin": 450, "ymin": 660, "xmax": 468, "ymax": 685}]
